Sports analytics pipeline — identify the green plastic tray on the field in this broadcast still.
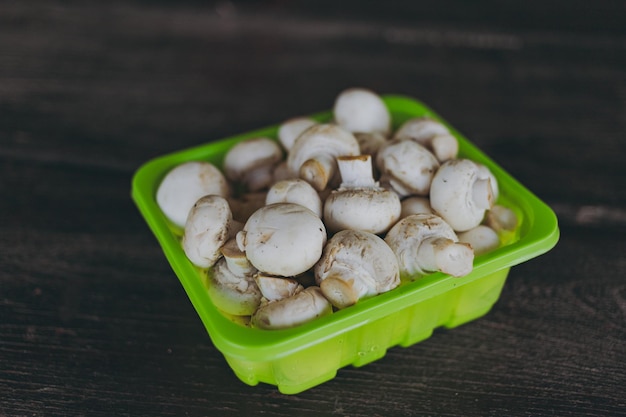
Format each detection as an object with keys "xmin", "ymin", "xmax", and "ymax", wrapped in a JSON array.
[{"xmin": 131, "ymin": 95, "xmax": 559, "ymax": 394}]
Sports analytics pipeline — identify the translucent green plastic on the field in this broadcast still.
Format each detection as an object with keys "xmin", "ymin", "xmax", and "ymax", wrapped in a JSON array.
[{"xmin": 131, "ymin": 96, "xmax": 559, "ymax": 394}]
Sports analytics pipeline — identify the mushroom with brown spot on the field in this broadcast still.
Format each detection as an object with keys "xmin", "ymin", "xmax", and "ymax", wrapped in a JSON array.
[
  {"xmin": 207, "ymin": 239, "xmax": 262, "ymax": 316},
  {"xmin": 314, "ymin": 229, "xmax": 401, "ymax": 309},
  {"xmin": 375, "ymin": 138, "xmax": 440, "ymax": 198},
  {"xmin": 251, "ymin": 286, "xmax": 333, "ymax": 330},
  {"xmin": 384, "ymin": 213, "xmax": 474, "ymax": 279},
  {"xmin": 286, "ymin": 123, "xmax": 360, "ymax": 191},
  {"xmin": 182, "ymin": 195, "xmax": 233, "ymax": 269}
]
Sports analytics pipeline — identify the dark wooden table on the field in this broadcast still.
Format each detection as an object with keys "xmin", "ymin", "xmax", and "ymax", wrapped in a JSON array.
[{"xmin": 2, "ymin": 1, "xmax": 625, "ymax": 416}]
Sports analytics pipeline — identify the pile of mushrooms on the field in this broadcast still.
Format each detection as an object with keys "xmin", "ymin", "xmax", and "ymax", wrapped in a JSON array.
[{"xmin": 156, "ymin": 87, "xmax": 518, "ymax": 329}]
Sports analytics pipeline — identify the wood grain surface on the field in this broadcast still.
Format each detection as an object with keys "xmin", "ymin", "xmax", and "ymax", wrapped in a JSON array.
[{"xmin": 1, "ymin": 1, "xmax": 625, "ymax": 416}]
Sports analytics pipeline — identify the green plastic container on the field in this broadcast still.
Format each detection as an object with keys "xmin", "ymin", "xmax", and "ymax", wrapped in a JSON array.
[{"xmin": 131, "ymin": 95, "xmax": 559, "ymax": 394}]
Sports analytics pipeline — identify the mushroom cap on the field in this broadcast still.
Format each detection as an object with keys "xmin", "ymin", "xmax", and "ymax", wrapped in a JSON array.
[
  {"xmin": 286, "ymin": 123, "xmax": 360, "ymax": 191},
  {"xmin": 208, "ymin": 256, "xmax": 262, "ymax": 316},
  {"xmin": 400, "ymin": 196, "xmax": 433, "ymax": 218},
  {"xmin": 265, "ymin": 178, "xmax": 323, "ymax": 218},
  {"xmin": 457, "ymin": 225, "xmax": 500, "ymax": 256},
  {"xmin": 251, "ymin": 286, "xmax": 333, "ymax": 330},
  {"xmin": 323, "ymin": 188, "xmax": 401, "ymax": 234},
  {"xmin": 393, "ymin": 117, "xmax": 458, "ymax": 162},
  {"xmin": 223, "ymin": 137, "xmax": 283, "ymax": 190},
  {"xmin": 393, "ymin": 117, "xmax": 450, "ymax": 144},
  {"xmin": 277, "ymin": 117, "xmax": 318, "ymax": 152},
  {"xmin": 333, "ymin": 87, "xmax": 391, "ymax": 135},
  {"xmin": 236, "ymin": 203, "xmax": 327, "ymax": 277},
  {"xmin": 376, "ymin": 138, "xmax": 440, "ymax": 197},
  {"xmin": 255, "ymin": 274, "xmax": 304, "ymax": 302},
  {"xmin": 182, "ymin": 195, "xmax": 232, "ymax": 269},
  {"xmin": 384, "ymin": 213, "xmax": 462, "ymax": 277},
  {"xmin": 315, "ymin": 229, "xmax": 400, "ymax": 309},
  {"xmin": 156, "ymin": 161, "xmax": 230, "ymax": 229},
  {"xmin": 429, "ymin": 159, "xmax": 494, "ymax": 232}
]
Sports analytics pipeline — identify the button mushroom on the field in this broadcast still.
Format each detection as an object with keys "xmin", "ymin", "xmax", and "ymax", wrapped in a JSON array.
[
  {"xmin": 323, "ymin": 155, "xmax": 401, "ymax": 234},
  {"xmin": 182, "ymin": 194, "xmax": 232, "ymax": 269},
  {"xmin": 156, "ymin": 161, "xmax": 230, "ymax": 229},
  {"xmin": 277, "ymin": 117, "xmax": 318, "ymax": 152},
  {"xmin": 236, "ymin": 203, "xmax": 327, "ymax": 277},
  {"xmin": 223, "ymin": 137, "xmax": 283, "ymax": 192},
  {"xmin": 384, "ymin": 213, "xmax": 474, "ymax": 279},
  {"xmin": 484, "ymin": 204, "xmax": 518, "ymax": 233},
  {"xmin": 254, "ymin": 273, "xmax": 303, "ymax": 302},
  {"xmin": 207, "ymin": 239, "xmax": 262, "ymax": 316},
  {"xmin": 286, "ymin": 123, "xmax": 361, "ymax": 192},
  {"xmin": 393, "ymin": 116, "xmax": 458, "ymax": 162},
  {"xmin": 457, "ymin": 225, "xmax": 501, "ymax": 256},
  {"xmin": 375, "ymin": 138, "xmax": 440, "ymax": 198},
  {"xmin": 251, "ymin": 286, "xmax": 333, "ymax": 330},
  {"xmin": 429, "ymin": 159, "xmax": 494, "ymax": 232},
  {"xmin": 265, "ymin": 178, "xmax": 323, "ymax": 218},
  {"xmin": 333, "ymin": 87, "xmax": 391, "ymax": 136},
  {"xmin": 314, "ymin": 229, "xmax": 400, "ymax": 309},
  {"xmin": 400, "ymin": 196, "xmax": 433, "ymax": 218}
]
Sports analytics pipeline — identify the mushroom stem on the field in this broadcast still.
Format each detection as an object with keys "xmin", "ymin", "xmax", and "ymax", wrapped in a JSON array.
[
  {"xmin": 220, "ymin": 240, "xmax": 255, "ymax": 277},
  {"xmin": 300, "ymin": 154, "xmax": 336, "ymax": 192},
  {"xmin": 319, "ymin": 274, "xmax": 359, "ymax": 309},
  {"xmin": 416, "ymin": 237, "xmax": 474, "ymax": 278},
  {"xmin": 472, "ymin": 178, "xmax": 494, "ymax": 211},
  {"xmin": 337, "ymin": 155, "xmax": 377, "ymax": 188}
]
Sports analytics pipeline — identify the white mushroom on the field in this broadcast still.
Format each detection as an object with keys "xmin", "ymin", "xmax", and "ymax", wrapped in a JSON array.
[
  {"xmin": 457, "ymin": 225, "xmax": 500, "ymax": 256},
  {"xmin": 156, "ymin": 161, "xmax": 230, "ymax": 229},
  {"xmin": 384, "ymin": 213, "xmax": 474, "ymax": 279},
  {"xmin": 393, "ymin": 116, "xmax": 458, "ymax": 162},
  {"xmin": 333, "ymin": 87, "xmax": 391, "ymax": 135},
  {"xmin": 286, "ymin": 123, "xmax": 360, "ymax": 191},
  {"xmin": 430, "ymin": 159, "xmax": 495, "ymax": 232},
  {"xmin": 277, "ymin": 117, "xmax": 318, "ymax": 152},
  {"xmin": 182, "ymin": 195, "xmax": 232, "ymax": 269},
  {"xmin": 254, "ymin": 273, "xmax": 303, "ymax": 302},
  {"xmin": 323, "ymin": 155, "xmax": 401, "ymax": 234},
  {"xmin": 376, "ymin": 138, "xmax": 440, "ymax": 197},
  {"xmin": 207, "ymin": 239, "xmax": 262, "ymax": 316},
  {"xmin": 400, "ymin": 196, "xmax": 433, "ymax": 218},
  {"xmin": 265, "ymin": 178, "xmax": 323, "ymax": 218},
  {"xmin": 223, "ymin": 137, "xmax": 283, "ymax": 192},
  {"xmin": 251, "ymin": 286, "xmax": 333, "ymax": 330},
  {"xmin": 236, "ymin": 203, "xmax": 327, "ymax": 277},
  {"xmin": 314, "ymin": 229, "xmax": 400, "ymax": 309},
  {"xmin": 484, "ymin": 204, "xmax": 518, "ymax": 233}
]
